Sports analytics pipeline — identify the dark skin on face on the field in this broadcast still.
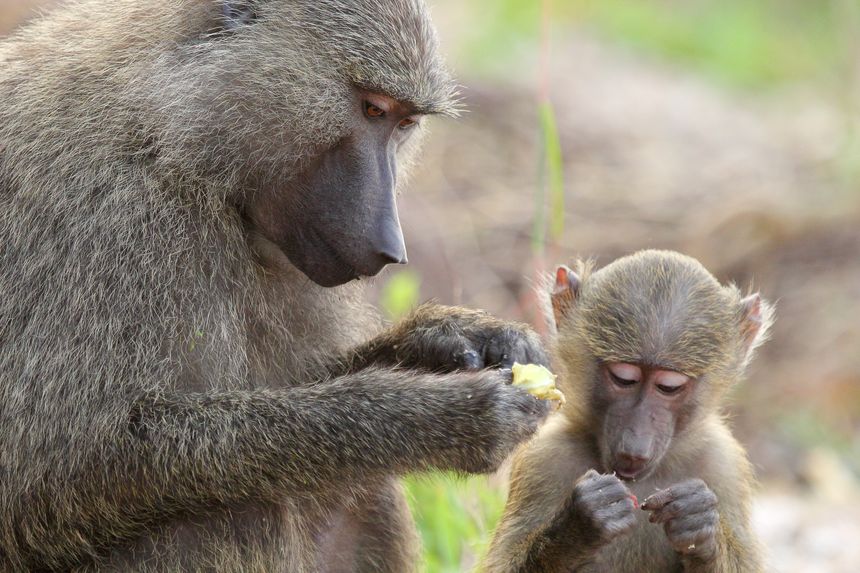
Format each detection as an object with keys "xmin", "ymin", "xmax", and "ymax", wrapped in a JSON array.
[
  {"xmin": 246, "ymin": 90, "xmax": 423, "ymax": 287},
  {"xmin": 599, "ymin": 362, "xmax": 693, "ymax": 481},
  {"xmin": 580, "ymin": 362, "xmax": 722, "ymax": 562}
]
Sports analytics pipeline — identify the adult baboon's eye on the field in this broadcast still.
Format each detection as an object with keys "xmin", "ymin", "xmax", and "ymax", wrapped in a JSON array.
[
  {"xmin": 364, "ymin": 102, "xmax": 386, "ymax": 119},
  {"xmin": 398, "ymin": 117, "xmax": 418, "ymax": 130}
]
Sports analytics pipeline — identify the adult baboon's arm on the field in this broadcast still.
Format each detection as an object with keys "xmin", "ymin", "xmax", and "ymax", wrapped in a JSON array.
[
  {"xmin": 129, "ymin": 368, "xmax": 543, "ymax": 488},
  {"xmin": 6, "ymin": 367, "xmax": 543, "ymax": 570},
  {"xmin": 331, "ymin": 303, "xmax": 550, "ymax": 375}
]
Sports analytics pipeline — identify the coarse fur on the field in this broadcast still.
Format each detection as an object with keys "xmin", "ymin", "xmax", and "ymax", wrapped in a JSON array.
[
  {"xmin": 554, "ymin": 251, "xmax": 772, "ymax": 422},
  {"xmin": 0, "ymin": 1, "xmax": 548, "ymax": 571},
  {"xmin": 483, "ymin": 250, "xmax": 772, "ymax": 572}
]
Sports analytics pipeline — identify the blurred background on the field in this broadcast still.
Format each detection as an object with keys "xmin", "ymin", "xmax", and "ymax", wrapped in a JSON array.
[{"xmin": 3, "ymin": 1, "xmax": 859, "ymax": 571}]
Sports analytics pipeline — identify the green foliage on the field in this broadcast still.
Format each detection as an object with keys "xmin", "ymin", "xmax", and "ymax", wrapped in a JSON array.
[
  {"xmin": 453, "ymin": 0, "xmax": 851, "ymax": 91},
  {"xmin": 454, "ymin": 0, "xmax": 542, "ymax": 76},
  {"xmin": 380, "ymin": 270, "xmax": 422, "ymax": 321},
  {"xmin": 574, "ymin": 0, "xmax": 848, "ymax": 90},
  {"xmin": 532, "ymin": 101, "xmax": 566, "ymax": 255},
  {"xmin": 405, "ymin": 473, "xmax": 506, "ymax": 573}
]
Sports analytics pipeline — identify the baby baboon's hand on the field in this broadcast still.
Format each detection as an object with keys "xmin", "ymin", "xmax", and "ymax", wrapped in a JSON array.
[
  {"xmin": 642, "ymin": 478, "xmax": 719, "ymax": 562},
  {"xmin": 570, "ymin": 470, "xmax": 638, "ymax": 545},
  {"xmin": 383, "ymin": 303, "xmax": 549, "ymax": 373}
]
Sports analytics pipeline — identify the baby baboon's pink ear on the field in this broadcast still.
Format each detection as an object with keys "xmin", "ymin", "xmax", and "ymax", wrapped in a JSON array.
[
  {"xmin": 551, "ymin": 265, "xmax": 581, "ymax": 326},
  {"xmin": 735, "ymin": 292, "xmax": 774, "ymax": 363},
  {"xmin": 740, "ymin": 293, "xmax": 764, "ymax": 350}
]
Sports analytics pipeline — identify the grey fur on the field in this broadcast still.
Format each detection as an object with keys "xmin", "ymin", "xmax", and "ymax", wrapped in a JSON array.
[{"xmin": 0, "ymin": 1, "xmax": 539, "ymax": 571}]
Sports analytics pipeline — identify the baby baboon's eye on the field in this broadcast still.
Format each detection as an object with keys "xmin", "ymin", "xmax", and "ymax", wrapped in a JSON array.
[
  {"xmin": 607, "ymin": 362, "xmax": 641, "ymax": 387},
  {"xmin": 610, "ymin": 372, "xmax": 637, "ymax": 387},
  {"xmin": 656, "ymin": 383, "xmax": 684, "ymax": 395},
  {"xmin": 654, "ymin": 370, "xmax": 689, "ymax": 396}
]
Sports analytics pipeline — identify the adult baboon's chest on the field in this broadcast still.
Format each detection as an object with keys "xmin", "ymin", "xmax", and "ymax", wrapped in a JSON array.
[{"xmin": 175, "ymin": 272, "xmax": 375, "ymax": 391}]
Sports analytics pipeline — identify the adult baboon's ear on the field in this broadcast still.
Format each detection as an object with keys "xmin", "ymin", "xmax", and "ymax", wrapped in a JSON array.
[
  {"xmin": 551, "ymin": 265, "xmax": 581, "ymax": 327},
  {"xmin": 221, "ymin": 1, "xmax": 259, "ymax": 30}
]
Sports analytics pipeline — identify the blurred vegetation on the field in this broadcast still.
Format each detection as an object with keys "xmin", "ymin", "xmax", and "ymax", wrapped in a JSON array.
[
  {"xmin": 574, "ymin": 0, "xmax": 854, "ymax": 90},
  {"xmin": 455, "ymin": 0, "xmax": 857, "ymax": 92},
  {"xmin": 533, "ymin": 102, "xmax": 566, "ymax": 255},
  {"xmin": 405, "ymin": 474, "xmax": 506, "ymax": 573}
]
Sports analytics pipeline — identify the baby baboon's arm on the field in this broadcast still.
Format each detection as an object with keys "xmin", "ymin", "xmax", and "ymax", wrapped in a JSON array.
[{"xmin": 482, "ymin": 424, "xmax": 635, "ymax": 572}]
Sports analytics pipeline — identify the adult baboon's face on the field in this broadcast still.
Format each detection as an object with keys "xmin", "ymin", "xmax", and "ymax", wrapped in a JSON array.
[
  {"xmin": 219, "ymin": 0, "xmax": 456, "ymax": 287},
  {"xmin": 245, "ymin": 89, "xmax": 423, "ymax": 287},
  {"xmin": 137, "ymin": 0, "xmax": 458, "ymax": 287}
]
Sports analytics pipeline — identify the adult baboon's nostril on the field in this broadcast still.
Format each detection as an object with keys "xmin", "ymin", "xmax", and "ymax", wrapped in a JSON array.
[
  {"xmin": 377, "ymin": 248, "xmax": 407, "ymax": 266},
  {"xmin": 372, "ymin": 216, "xmax": 408, "ymax": 267}
]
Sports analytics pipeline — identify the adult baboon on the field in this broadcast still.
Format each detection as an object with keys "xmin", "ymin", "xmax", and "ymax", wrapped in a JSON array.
[
  {"xmin": 483, "ymin": 250, "xmax": 771, "ymax": 572},
  {"xmin": 0, "ymin": 1, "xmax": 550, "ymax": 570}
]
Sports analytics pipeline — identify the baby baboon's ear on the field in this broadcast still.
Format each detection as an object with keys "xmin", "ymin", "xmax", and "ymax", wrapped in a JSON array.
[
  {"xmin": 551, "ymin": 265, "xmax": 581, "ymax": 327},
  {"xmin": 738, "ymin": 293, "xmax": 774, "ymax": 362}
]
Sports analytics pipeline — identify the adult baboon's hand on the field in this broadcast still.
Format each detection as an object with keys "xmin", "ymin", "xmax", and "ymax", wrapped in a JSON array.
[
  {"xmin": 373, "ymin": 303, "xmax": 550, "ymax": 373},
  {"xmin": 428, "ymin": 368, "xmax": 552, "ymax": 474}
]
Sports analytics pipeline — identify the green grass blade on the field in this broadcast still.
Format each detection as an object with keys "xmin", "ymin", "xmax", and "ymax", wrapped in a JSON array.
[
  {"xmin": 540, "ymin": 101, "xmax": 566, "ymax": 242},
  {"xmin": 533, "ymin": 100, "xmax": 566, "ymax": 255}
]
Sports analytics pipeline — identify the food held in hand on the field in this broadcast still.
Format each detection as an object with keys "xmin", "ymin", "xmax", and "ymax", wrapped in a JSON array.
[{"xmin": 511, "ymin": 362, "xmax": 566, "ymax": 404}]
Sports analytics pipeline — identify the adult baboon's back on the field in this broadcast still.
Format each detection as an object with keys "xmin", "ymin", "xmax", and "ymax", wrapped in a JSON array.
[{"xmin": 0, "ymin": 1, "xmax": 550, "ymax": 570}]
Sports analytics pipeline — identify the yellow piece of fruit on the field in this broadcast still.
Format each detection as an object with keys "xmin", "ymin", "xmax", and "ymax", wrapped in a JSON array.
[{"xmin": 511, "ymin": 362, "xmax": 566, "ymax": 404}]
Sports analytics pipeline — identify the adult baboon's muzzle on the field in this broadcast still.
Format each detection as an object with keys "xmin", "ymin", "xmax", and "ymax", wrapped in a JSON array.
[
  {"xmin": 360, "ymin": 190, "xmax": 408, "ymax": 272},
  {"xmin": 278, "ymin": 135, "xmax": 408, "ymax": 287}
]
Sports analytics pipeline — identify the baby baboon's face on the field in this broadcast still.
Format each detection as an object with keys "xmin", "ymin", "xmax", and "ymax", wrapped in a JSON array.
[{"xmin": 595, "ymin": 362, "xmax": 695, "ymax": 481}]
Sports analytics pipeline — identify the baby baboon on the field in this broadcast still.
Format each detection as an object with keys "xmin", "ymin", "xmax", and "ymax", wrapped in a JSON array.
[
  {"xmin": 0, "ymin": 1, "xmax": 551, "ymax": 571},
  {"xmin": 483, "ymin": 250, "xmax": 772, "ymax": 572}
]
